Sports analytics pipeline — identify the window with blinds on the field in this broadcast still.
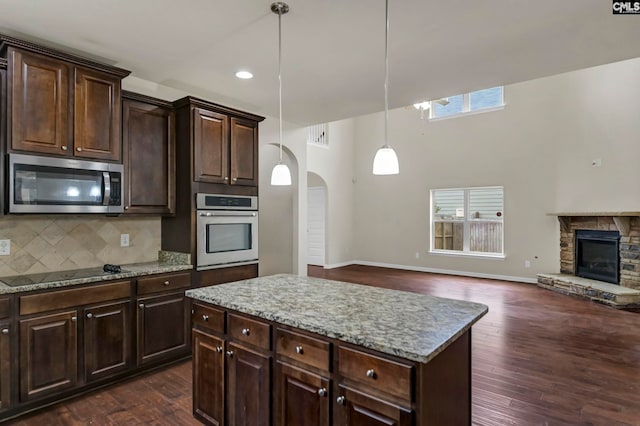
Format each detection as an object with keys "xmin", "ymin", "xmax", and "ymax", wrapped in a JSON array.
[{"xmin": 431, "ymin": 186, "xmax": 504, "ymax": 256}]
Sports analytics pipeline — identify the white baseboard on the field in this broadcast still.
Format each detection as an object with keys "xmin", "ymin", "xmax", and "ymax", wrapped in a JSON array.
[{"xmin": 320, "ymin": 260, "xmax": 538, "ymax": 284}]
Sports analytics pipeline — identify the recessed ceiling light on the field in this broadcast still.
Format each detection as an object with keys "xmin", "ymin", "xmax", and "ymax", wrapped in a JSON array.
[{"xmin": 235, "ymin": 70, "xmax": 253, "ymax": 79}]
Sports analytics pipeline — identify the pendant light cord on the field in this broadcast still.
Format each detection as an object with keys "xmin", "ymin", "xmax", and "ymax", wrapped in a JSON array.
[
  {"xmin": 384, "ymin": 0, "xmax": 389, "ymax": 149},
  {"xmin": 278, "ymin": 8, "xmax": 284, "ymax": 162}
]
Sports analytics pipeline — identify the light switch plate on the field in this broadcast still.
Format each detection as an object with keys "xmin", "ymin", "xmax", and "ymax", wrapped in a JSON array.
[
  {"xmin": 120, "ymin": 234, "xmax": 130, "ymax": 247},
  {"xmin": 0, "ymin": 240, "xmax": 10, "ymax": 256}
]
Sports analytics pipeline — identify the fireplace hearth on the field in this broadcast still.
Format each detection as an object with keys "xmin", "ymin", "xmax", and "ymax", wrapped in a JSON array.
[{"xmin": 575, "ymin": 230, "xmax": 619, "ymax": 284}]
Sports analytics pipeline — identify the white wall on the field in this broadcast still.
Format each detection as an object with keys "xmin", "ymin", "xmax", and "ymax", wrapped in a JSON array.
[
  {"xmin": 349, "ymin": 57, "xmax": 640, "ymax": 282},
  {"xmin": 307, "ymin": 120, "xmax": 356, "ymax": 266}
]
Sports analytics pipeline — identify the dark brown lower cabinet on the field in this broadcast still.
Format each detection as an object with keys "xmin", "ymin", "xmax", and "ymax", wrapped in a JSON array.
[
  {"xmin": 0, "ymin": 322, "xmax": 10, "ymax": 411},
  {"xmin": 227, "ymin": 343, "xmax": 271, "ymax": 426},
  {"xmin": 193, "ymin": 329, "xmax": 225, "ymax": 426},
  {"xmin": 84, "ymin": 301, "xmax": 132, "ymax": 382},
  {"xmin": 137, "ymin": 292, "xmax": 190, "ymax": 365},
  {"xmin": 277, "ymin": 362, "xmax": 330, "ymax": 426},
  {"xmin": 334, "ymin": 385, "xmax": 412, "ymax": 426},
  {"xmin": 19, "ymin": 310, "xmax": 77, "ymax": 402}
]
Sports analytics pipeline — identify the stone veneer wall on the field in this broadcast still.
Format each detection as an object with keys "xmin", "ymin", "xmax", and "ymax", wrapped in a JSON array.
[
  {"xmin": 560, "ymin": 216, "xmax": 640, "ymax": 290},
  {"xmin": 0, "ymin": 216, "xmax": 160, "ymax": 277}
]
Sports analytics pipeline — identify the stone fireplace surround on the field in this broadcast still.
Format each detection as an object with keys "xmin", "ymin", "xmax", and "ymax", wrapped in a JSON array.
[{"xmin": 537, "ymin": 213, "xmax": 640, "ymax": 309}]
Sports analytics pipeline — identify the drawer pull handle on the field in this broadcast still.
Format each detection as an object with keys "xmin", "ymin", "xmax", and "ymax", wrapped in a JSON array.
[
  {"xmin": 295, "ymin": 345, "xmax": 304, "ymax": 355},
  {"xmin": 86, "ymin": 313, "xmax": 93, "ymax": 319},
  {"xmin": 163, "ymin": 280, "xmax": 170, "ymax": 286},
  {"xmin": 366, "ymin": 369, "xmax": 376, "ymax": 379},
  {"xmin": 226, "ymin": 350, "xmax": 234, "ymax": 358},
  {"xmin": 216, "ymin": 346, "xmax": 223, "ymax": 353},
  {"xmin": 317, "ymin": 388, "xmax": 327, "ymax": 397},
  {"xmin": 336, "ymin": 396, "xmax": 346, "ymax": 405},
  {"xmin": 1, "ymin": 329, "xmax": 8, "ymax": 335},
  {"xmin": 241, "ymin": 328, "xmax": 251, "ymax": 336},
  {"xmin": 202, "ymin": 314, "xmax": 209, "ymax": 322}
]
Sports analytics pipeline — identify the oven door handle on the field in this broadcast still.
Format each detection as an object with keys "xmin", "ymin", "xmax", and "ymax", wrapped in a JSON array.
[{"xmin": 198, "ymin": 211, "xmax": 257, "ymax": 217}]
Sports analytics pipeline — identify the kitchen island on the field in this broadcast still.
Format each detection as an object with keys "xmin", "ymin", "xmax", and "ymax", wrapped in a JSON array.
[{"xmin": 186, "ymin": 274, "xmax": 488, "ymax": 425}]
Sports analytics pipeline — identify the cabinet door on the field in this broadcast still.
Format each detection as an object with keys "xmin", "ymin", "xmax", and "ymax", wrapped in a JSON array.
[
  {"xmin": 230, "ymin": 117, "xmax": 258, "ymax": 187},
  {"xmin": 84, "ymin": 301, "xmax": 132, "ymax": 382},
  {"xmin": 122, "ymin": 98, "xmax": 175, "ymax": 214},
  {"xmin": 277, "ymin": 362, "xmax": 329, "ymax": 426},
  {"xmin": 137, "ymin": 293, "xmax": 189, "ymax": 365},
  {"xmin": 0, "ymin": 323, "xmax": 10, "ymax": 411},
  {"xmin": 9, "ymin": 47, "xmax": 70, "ymax": 155},
  {"xmin": 334, "ymin": 385, "xmax": 412, "ymax": 426},
  {"xmin": 227, "ymin": 343, "xmax": 271, "ymax": 426},
  {"xmin": 74, "ymin": 67, "xmax": 121, "ymax": 161},
  {"xmin": 19, "ymin": 310, "xmax": 77, "ymax": 402},
  {"xmin": 193, "ymin": 107, "xmax": 229, "ymax": 184},
  {"xmin": 193, "ymin": 329, "xmax": 225, "ymax": 426}
]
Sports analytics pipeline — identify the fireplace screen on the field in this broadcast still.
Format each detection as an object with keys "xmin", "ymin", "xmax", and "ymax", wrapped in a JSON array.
[{"xmin": 575, "ymin": 230, "xmax": 620, "ymax": 284}]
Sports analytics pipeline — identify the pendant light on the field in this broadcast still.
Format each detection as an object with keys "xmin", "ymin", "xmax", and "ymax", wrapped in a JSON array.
[
  {"xmin": 270, "ymin": 2, "xmax": 292, "ymax": 186},
  {"xmin": 372, "ymin": 0, "xmax": 399, "ymax": 175}
]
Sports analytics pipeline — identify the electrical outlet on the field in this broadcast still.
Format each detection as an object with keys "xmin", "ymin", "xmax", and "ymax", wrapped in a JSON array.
[
  {"xmin": 120, "ymin": 234, "xmax": 130, "ymax": 247},
  {"xmin": 591, "ymin": 158, "xmax": 602, "ymax": 167},
  {"xmin": 525, "ymin": 260, "xmax": 531, "ymax": 268},
  {"xmin": 0, "ymin": 240, "xmax": 9, "ymax": 256},
  {"xmin": 415, "ymin": 252, "xmax": 420, "ymax": 259}
]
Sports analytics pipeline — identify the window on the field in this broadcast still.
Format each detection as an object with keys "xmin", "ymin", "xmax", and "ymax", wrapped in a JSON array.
[
  {"xmin": 431, "ymin": 87, "xmax": 503, "ymax": 119},
  {"xmin": 431, "ymin": 187, "xmax": 504, "ymax": 257},
  {"xmin": 307, "ymin": 123, "xmax": 328, "ymax": 147}
]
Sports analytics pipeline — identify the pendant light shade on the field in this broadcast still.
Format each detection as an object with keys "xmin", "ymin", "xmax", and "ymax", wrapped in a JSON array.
[
  {"xmin": 271, "ymin": 162, "xmax": 292, "ymax": 185},
  {"xmin": 270, "ymin": 2, "xmax": 292, "ymax": 186},
  {"xmin": 372, "ymin": 146, "xmax": 399, "ymax": 175},
  {"xmin": 373, "ymin": 0, "xmax": 399, "ymax": 176}
]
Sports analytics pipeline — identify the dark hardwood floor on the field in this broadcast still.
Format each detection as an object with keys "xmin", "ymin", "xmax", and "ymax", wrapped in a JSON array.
[{"xmin": 7, "ymin": 265, "xmax": 640, "ymax": 425}]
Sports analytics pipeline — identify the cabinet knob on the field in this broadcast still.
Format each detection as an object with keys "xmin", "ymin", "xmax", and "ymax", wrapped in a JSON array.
[
  {"xmin": 336, "ymin": 396, "xmax": 346, "ymax": 405},
  {"xmin": 163, "ymin": 280, "xmax": 170, "ymax": 286},
  {"xmin": 232, "ymin": 177, "xmax": 238, "ymax": 182},
  {"xmin": 61, "ymin": 146, "xmax": 68, "ymax": 151},
  {"xmin": 202, "ymin": 314, "xmax": 209, "ymax": 322},
  {"xmin": 86, "ymin": 313, "xmax": 93, "ymax": 319},
  {"xmin": 124, "ymin": 206, "xmax": 129, "ymax": 210},
  {"xmin": 76, "ymin": 147, "xmax": 82, "ymax": 152},
  {"xmin": 241, "ymin": 328, "xmax": 250, "ymax": 336},
  {"xmin": 366, "ymin": 369, "xmax": 376, "ymax": 378},
  {"xmin": 1, "ymin": 329, "xmax": 8, "ymax": 335},
  {"xmin": 216, "ymin": 346, "xmax": 223, "ymax": 353},
  {"xmin": 226, "ymin": 350, "xmax": 234, "ymax": 358},
  {"xmin": 317, "ymin": 388, "xmax": 327, "ymax": 397},
  {"xmin": 224, "ymin": 177, "xmax": 229, "ymax": 181},
  {"xmin": 295, "ymin": 345, "xmax": 304, "ymax": 355},
  {"xmin": 139, "ymin": 303, "xmax": 145, "ymax": 309},
  {"xmin": 71, "ymin": 316, "xmax": 77, "ymax": 322}
]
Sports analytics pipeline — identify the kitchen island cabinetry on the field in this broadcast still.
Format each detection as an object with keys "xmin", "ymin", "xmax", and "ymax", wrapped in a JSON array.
[
  {"xmin": 0, "ymin": 297, "xmax": 11, "ymax": 411},
  {"xmin": 122, "ymin": 92, "xmax": 175, "ymax": 215},
  {"xmin": 187, "ymin": 274, "xmax": 488, "ymax": 426},
  {"xmin": 1, "ymin": 35, "xmax": 130, "ymax": 161}
]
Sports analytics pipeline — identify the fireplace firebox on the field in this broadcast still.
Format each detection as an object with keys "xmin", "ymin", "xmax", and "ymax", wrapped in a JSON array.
[{"xmin": 575, "ymin": 230, "xmax": 620, "ymax": 284}]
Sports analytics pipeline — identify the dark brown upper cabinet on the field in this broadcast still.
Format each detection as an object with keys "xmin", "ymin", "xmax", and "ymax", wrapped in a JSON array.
[
  {"xmin": 122, "ymin": 92, "xmax": 175, "ymax": 215},
  {"xmin": 0, "ymin": 35, "xmax": 130, "ymax": 162},
  {"xmin": 173, "ymin": 97, "xmax": 264, "ymax": 196}
]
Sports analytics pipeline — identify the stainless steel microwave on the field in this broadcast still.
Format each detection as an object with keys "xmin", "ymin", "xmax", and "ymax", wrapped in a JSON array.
[{"xmin": 8, "ymin": 153, "xmax": 124, "ymax": 214}]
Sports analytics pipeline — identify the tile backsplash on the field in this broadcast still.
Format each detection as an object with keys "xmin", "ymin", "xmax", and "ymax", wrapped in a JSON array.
[{"xmin": 0, "ymin": 216, "xmax": 161, "ymax": 277}]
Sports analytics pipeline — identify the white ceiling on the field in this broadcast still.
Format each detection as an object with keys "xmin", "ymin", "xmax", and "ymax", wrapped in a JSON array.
[{"xmin": 1, "ymin": 0, "xmax": 639, "ymax": 125}]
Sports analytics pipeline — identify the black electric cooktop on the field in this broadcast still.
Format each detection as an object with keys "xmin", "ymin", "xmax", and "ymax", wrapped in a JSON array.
[{"xmin": 0, "ymin": 267, "xmax": 128, "ymax": 287}]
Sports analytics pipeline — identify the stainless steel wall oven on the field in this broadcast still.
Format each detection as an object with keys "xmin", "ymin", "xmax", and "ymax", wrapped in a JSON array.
[{"xmin": 196, "ymin": 193, "xmax": 258, "ymax": 270}]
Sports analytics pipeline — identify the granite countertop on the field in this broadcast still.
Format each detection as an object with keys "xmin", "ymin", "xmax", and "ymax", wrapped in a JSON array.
[
  {"xmin": 0, "ymin": 260, "xmax": 193, "ymax": 294},
  {"xmin": 186, "ymin": 274, "xmax": 488, "ymax": 363}
]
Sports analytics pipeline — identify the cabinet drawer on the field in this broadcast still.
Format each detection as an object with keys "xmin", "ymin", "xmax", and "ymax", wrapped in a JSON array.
[
  {"xmin": 20, "ymin": 280, "xmax": 131, "ymax": 316},
  {"xmin": 192, "ymin": 303, "xmax": 225, "ymax": 333},
  {"xmin": 0, "ymin": 298, "xmax": 10, "ymax": 320},
  {"xmin": 338, "ymin": 346, "xmax": 413, "ymax": 402},
  {"xmin": 137, "ymin": 272, "xmax": 191, "ymax": 295},
  {"xmin": 276, "ymin": 328, "xmax": 330, "ymax": 372},
  {"xmin": 228, "ymin": 314, "xmax": 270, "ymax": 350}
]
